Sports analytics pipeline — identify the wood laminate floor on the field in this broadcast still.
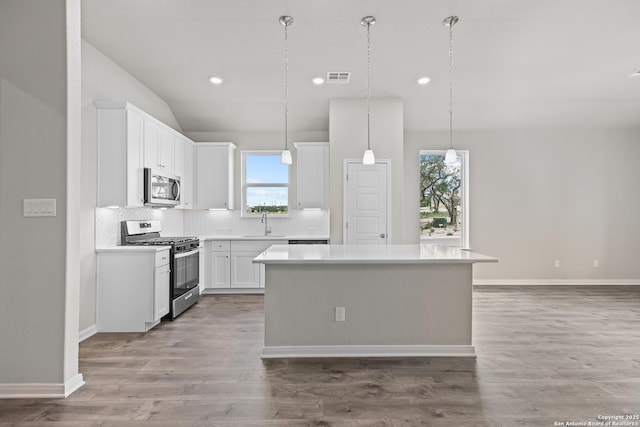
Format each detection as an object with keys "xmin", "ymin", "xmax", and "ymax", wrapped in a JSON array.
[{"xmin": 1, "ymin": 286, "xmax": 639, "ymax": 426}]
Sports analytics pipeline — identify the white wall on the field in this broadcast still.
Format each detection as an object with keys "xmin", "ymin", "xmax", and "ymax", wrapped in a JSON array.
[
  {"xmin": 80, "ymin": 40, "xmax": 183, "ymax": 333},
  {"xmin": 0, "ymin": 0, "xmax": 80, "ymax": 388},
  {"xmin": 404, "ymin": 128, "xmax": 640, "ymax": 280},
  {"xmin": 329, "ymin": 98, "xmax": 404, "ymax": 244}
]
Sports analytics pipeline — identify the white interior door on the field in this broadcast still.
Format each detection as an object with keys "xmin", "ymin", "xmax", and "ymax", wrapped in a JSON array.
[{"xmin": 345, "ymin": 162, "xmax": 389, "ymax": 244}]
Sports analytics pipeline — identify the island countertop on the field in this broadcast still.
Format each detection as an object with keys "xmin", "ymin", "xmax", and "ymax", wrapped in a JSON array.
[{"xmin": 254, "ymin": 244, "xmax": 498, "ymax": 265}]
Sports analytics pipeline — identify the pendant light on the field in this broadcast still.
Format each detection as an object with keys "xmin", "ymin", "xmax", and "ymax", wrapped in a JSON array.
[
  {"xmin": 443, "ymin": 16, "xmax": 459, "ymax": 165},
  {"xmin": 361, "ymin": 16, "xmax": 376, "ymax": 165},
  {"xmin": 280, "ymin": 15, "xmax": 294, "ymax": 165}
]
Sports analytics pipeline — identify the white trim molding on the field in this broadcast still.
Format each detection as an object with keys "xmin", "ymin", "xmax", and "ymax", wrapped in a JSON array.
[
  {"xmin": 262, "ymin": 345, "xmax": 476, "ymax": 359},
  {"xmin": 202, "ymin": 289, "xmax": 265, "ymax": 295},
  {"xmin": 474, "ymin": 279, "xmax": 640, "ymax": 286},
  {"xmin": 0, "ymin": 374, "xmax": 84, "ymax": 399},
  {"xmin": 79, "ymin": 325, "xmax": 97, "ymax": 342}
]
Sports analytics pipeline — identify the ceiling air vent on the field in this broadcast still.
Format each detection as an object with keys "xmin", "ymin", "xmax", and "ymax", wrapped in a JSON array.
[{"xmin": 327, "ymin": 72, "xmax": 351, "ymax": 84}]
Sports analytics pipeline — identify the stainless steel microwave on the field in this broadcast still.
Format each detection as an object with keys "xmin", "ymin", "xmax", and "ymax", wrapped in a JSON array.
[{"xmin": 144, "ymin": 168, "xmax": 180, "ymax": 207}]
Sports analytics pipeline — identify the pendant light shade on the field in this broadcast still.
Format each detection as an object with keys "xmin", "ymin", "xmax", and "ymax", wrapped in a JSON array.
[
  {"xmin": 363, "ymin": 149, "xmax": 375, "ymax": 165},
  {"xmin": 443, "ymin": 16, "xmax": 459, "ymax": 165},
  {"xmin": 444, "ymin": 148, "xmax": 457, "ymax": 164},
  {"xmin": 361, "ymin": 16, "xmax": 376, "ymax": 165},
  {"xmin": 280, "ymin": 15, "xmax": 294, "ymax": 165},
  {"xmin": 281, "ymin": 148, "xmax": 292, "ymax": 165}
]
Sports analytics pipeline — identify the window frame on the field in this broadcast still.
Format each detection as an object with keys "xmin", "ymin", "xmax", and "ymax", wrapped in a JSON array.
[
  {"xmin": 418, "ymin": 150, "xmax": 469, "ymax": 249},
  {"xmin": 241, "ymin": 150, "xmax": 291, "ymax": 217}
]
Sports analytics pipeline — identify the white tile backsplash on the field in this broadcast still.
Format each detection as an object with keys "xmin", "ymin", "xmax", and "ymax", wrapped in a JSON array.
[
  {"xmin": 183, "ymin": 209, "xmax": 330, "ymax": 236},
  {"xmin": 96, "ymin": 208, "xmax": 330, "ymax": 247},
  {"xmin": 95, "ymin": 207, "xmax": 184, "ymax": 247}
]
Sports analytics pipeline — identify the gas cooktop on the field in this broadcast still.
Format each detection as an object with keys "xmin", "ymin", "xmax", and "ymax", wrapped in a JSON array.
[{"xmin": 127, "ymin": 236, "xmax": 198, "ymax": 246}]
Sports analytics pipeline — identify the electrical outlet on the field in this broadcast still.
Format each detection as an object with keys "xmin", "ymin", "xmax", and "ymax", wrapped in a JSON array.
[
  {"xmin": 335, "ymin": 307, "xmax": 346, "ymax": 322},
  {"xmin": 554, "ymin": 260, "xmax": 560, "ymax": 268},
  {"xmin": 593, "ymin": 259, "xmax": 599, "ymax": 268}
]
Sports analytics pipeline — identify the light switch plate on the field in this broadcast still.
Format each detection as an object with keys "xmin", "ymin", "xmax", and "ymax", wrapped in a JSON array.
[{"xmin": 24, "ymin": 199, "xmax": 56, "ymax": 217}]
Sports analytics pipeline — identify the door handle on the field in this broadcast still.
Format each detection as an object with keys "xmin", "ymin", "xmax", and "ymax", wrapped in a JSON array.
[{"xmin": 380, "ymin": 233, "xmax": 386, "ymax": 238}]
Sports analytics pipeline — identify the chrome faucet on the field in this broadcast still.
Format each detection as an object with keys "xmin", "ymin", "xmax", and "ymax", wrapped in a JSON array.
[{"xmin": 261, "ymin": 212, "xmax": 272, "ymax": 235}]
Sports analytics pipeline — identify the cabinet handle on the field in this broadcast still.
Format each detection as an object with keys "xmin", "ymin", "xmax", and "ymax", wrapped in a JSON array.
[
  {"xmin": 184, "ymin": 292, "xmax": 193, "ymax": 300},
  {"xmin": 161, "ymin": 257, "xmax": 167, "ymax": 260}
]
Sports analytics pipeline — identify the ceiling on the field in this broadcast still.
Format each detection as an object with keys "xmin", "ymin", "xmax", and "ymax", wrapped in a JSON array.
[{"xmin": 81, "ymin": 0, "xmax": 640, "ymax": 133}]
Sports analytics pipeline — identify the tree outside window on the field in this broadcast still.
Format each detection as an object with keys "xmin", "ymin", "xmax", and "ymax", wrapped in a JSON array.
[{"xmin": 419, "ymin": 151, "xmax": 467, "ymax": 247}]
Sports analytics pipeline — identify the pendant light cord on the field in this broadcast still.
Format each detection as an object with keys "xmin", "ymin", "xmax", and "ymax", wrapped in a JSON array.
[
  {"xmin": 284, "ymin": 22, "xmax": 289, "ymax": 151},
  {"xmin": 448, "ymin": 19, "xmax": 454, "ymax": 151},
  {"xmin": 366, "ymin": 21, "xmax": 372, "ymax": 151}
]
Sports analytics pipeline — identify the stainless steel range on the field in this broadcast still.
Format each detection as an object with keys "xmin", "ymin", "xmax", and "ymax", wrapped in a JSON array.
[{"xmin": 121, "ymin": 220, "xmax": 200, "ymax": 319}]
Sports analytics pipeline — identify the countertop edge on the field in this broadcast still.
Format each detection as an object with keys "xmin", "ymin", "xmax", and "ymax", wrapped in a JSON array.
[
  {"xmin": 96, "ymin": 246, "xmax": 172, "ymax": 253},
  {"xmin": 253, "ymin": 258, "xmax": 499, "ymax": 265},
  {"xmin": 199, "ymin": 235, "xmax": 330, "ymax": 241}
]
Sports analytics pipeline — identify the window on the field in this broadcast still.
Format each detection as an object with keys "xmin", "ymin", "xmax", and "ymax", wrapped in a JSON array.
[
  {"xmin": 419, "ymin": 150, "xmax": 469, "ymax": 248},
  {"xmin": 242, "ymin": 151, "xmax": 289, "ymax": 215}
]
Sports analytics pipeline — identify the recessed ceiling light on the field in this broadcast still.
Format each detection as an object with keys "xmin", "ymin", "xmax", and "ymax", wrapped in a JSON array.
[
  {"xmin": 628, "ymin": 71, "xmax": 640, "ymax": 78},
  {"xmin": 417, "ymin": 77, "xmax": 431, "ymax": 85},
  {"xmin": 312, "ymin": 77, "xmax": 325, "ymax": 85},
  {"xmin": 209, "ymin": 76, "xmax": 224, "ymax": 85}
]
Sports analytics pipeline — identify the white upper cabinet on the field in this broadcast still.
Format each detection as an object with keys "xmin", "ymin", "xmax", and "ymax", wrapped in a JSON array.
[
  {"xmin": 172, "ymin": 134, "xmax": 193, "ymax": 209},
  {"xmin": 182, "ymin": 139, "xmax": 195, "ymax": 209},
  {"xmin": 144, "ymin": 118, "xmax": 174, "ymax": 172},
  {"xmin": 294, "ymin": 142, "xmax": 330, "ymax": 209},
  {"xmin": 96, "ymin": 101, "xmax": 196, "ymax": 209},
  {"xmin": 95, "ymin": 102, "xmax": 145, "ymax": 208},
  {"xmin": 195, "ymin": 143, "xmax": 236, "ymax": 210}
]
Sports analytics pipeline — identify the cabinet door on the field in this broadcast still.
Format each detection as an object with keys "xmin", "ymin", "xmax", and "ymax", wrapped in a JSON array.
[
  {"xmin": 158, "ymin": 130, "xmax": 174, "ymax": 171},
  {"xmin": 125, "ymin": 109, "xmax": 144, "ymax": 207},
  {"xmin": 144, "ymin": 119, "xmax": 160, "ymax": 169},
  {"xmin": 195, "ymin": 144, "xmax": 235, "ymax": 209},
  {"xmin": 174, "ymin": 137, "xmax": 185, "ymax": 178},
  {"xmin": 198, "ymin": 249, "xmax": 205, "ymax": 294},
  {"xmin": 209, "ymin": 252, "xmax": 231, "ymax": 288},
  {"xmin": 296, "ymin": 142, "xmax": 329, "ymax": 209},
  {"xmin": 153, "ymin": 264, "xmax": 170, "ymax": 321},
  {"xmin": 182, "ymin": 142, "xmax": 194, "ymax": 208},
  {"xmin": 230, "ymin": 251, "xmax": 261, "ymax": 288}
]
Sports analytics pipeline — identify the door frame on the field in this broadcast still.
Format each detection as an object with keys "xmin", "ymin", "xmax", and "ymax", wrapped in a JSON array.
[{"xmin": 343, "ymin": 159, "xmax": 392, "ymax": 244}]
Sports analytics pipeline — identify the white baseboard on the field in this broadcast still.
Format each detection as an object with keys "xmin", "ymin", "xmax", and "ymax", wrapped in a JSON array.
[
  {"xmin": 473, "ymin": 279, "xmax": 640, "ymax": 286},
  {"xmin": 261, "ymin": 345, "xmax": 476, "ymax": 359},
  {"xmin": 0, "ymin": 374, "xmax": 84, "ymax": 399},
  {"xmin": 79, "ymin": 325, "xmax": 97, "ymax": 342},
  {"xmin": 203, "ymin": 288, "xmax": 265, "ymax": 295}
]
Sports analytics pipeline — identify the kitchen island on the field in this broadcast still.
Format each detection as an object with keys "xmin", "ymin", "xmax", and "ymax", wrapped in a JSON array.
[{"xmin": 254, "ymin": 244, "xmax": 498, "ymax": 358}]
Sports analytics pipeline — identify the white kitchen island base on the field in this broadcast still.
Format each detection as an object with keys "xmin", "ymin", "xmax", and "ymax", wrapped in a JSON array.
[{"xmin": 255, "ymin": 245, "xmax": 498, "ymax": 358}]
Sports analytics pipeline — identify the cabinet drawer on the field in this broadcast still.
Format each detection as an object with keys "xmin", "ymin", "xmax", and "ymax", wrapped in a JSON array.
[
  {"xmin": 231, "ymin": 240, "xmax": 282, "ymax": 253},
  {"xmin": 155, "ymin": 249, "xmax": 170, "ymax": 267},
  {"xmin": 209, "ymin": 240, "xmax": 231, "ymax": 252}
]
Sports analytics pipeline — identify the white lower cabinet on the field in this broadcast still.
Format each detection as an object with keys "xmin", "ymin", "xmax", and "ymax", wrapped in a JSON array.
[
  {"xmin": 211, "ymin": 252, "xmax": 231, "ymax": 288},
  {"xmin": 207, "ymin": 240, "xmax": 231, "ymax": 289},
  {"xmin": 97, "ymin": 248, "xmax": 170, "ymax": 332},
  {"xmin": 204, "ymin": 239, "xmax": 281, "ymax": 291},
  {"xmin": 198, "ymin": 240, "xmax": 206, "ymax": 294},
  {"xmin": 154, "ymin": 262, "xmax": 170, "ymax": 321},
  {"xmin": 231, "ymin": 252, "xmax": 261, "ymax": 288}
]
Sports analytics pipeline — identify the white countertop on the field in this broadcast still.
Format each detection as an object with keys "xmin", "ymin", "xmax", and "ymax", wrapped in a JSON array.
[
  {"xmin": 96, "ymin": 246, "xmax": 171, "ymax": 253},
  {"xmin": 253, "ymin": 244, "xmax": 499, "ymax": 265},
  {"xmin": 198, "ymin": 235, "xmax": 330, "ymax": 241}
]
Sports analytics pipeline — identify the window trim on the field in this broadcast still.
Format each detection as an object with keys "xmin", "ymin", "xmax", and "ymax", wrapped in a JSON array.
[
  {"xmin": 241, "ymin": 150, "xmax": 291, "ymax": 217},
  {"xmin": 419, "ymin": 150, "xmax": 469, "ymax": 249}
]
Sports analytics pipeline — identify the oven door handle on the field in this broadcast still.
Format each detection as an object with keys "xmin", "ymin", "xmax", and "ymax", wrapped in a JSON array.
[{"xmin": 174, "ymin": 248, "xmax": 199, "ymax": 259}]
